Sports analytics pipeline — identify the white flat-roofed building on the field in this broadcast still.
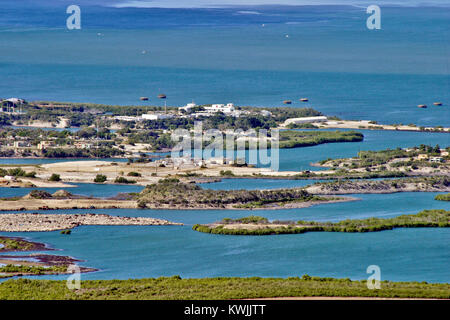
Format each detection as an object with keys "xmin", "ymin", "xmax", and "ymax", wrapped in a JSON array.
[
  {"xmin": 283, "ymin": 116, "xmax": 328, "ymax": 126},
  {"xmin": 114, "ymin": 116, "xmax": 141, "ymax": 122},
  {"xmin": 260, "ymin": 110, "xmax": 272, "ymax": 117},
  {"xmin": 180, "ymin": 102, "xmax": 197, "ymax": 112},
  {"xmin": 142, "ymin": 113, "xmax": 174, "ymax": 120},
  {"xmin": 204, "ymin": 103, "xmax": 235, "ymax": 114}
]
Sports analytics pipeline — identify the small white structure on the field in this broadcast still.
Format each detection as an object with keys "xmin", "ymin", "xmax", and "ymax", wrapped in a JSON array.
[
  {"xmin": 142, "ymin": 113, "xmax": 174, "ymax": 120},
  {"xmin": 3, "ymin": 175, "xmax": 16, "ymax": 182},
  {"xmin": 283, "ymin": 116, "xmax": 328, "ymax": 126},
  {"xmin": 180, "ymin": 102, "xmax": 197, "ymax": 113},
  {"xmin": 430, "ymin": 157, "xmax": 444, "ymax": 163},
  {"xmin": 1, "ymin": 98, "xmax": 25, "ymax": 113},
  {"xmin": 114, "ymin": 116, "xmax": 141, "ymax": 122},
  {"xmin": 260, "ymin": 110, "xmax": 272, "ymax": 117}
]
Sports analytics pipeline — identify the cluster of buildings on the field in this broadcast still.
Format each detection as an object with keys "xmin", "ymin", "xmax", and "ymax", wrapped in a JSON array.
[
  {"xmin": 0, "ymin": 98, "xmax": 26, "ymax": 113},
  {"xmin": 156, "ymin": 155, "xmax": 236, "ymax": 170},
  {"xmin": 416, "ymin": 150, "xmax": 448, "ymax": 163},
  {"xmin": 112, "ymin": 102, "xmax": 274, "ymax": 123}
]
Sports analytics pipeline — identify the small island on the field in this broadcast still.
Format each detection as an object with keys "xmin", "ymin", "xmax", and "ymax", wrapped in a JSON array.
[
  {"xmin": 192, "ymin": 210, "xmax": 450, "ymax": 235},
  {"xmin": 135, "ymin": 178, "xmax": 354, "ymax": 209},
  {"xmin": 435, "ymin": 193, "xmax": 450, "ymax": 201},
  {"xmin": 0, "ymin": 212, "xmax": 182, "ymax": 232},
  {"xmin": 0, "ymin": 236, "xmax": 96, "ymax": 279}
]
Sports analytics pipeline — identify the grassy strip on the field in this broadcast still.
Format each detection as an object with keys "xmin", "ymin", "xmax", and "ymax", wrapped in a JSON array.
[
  {"xmin": 0, "ymin": 264, "xmax": 67, "ymax": 275},
  {"xmin": 0, "ymin": 237, "xmax": 34, "ymax": 251},
  {"xmin": 232, "ymin": 195, "xmax": 329, "ymax": 209},
  {"xmin": 193, "ymin": 210, "xmax": 450, "ymax": 235},
  {"xmin": 0, "ymin": 276, "xmax": 448, "ymax": 300},
  {"xmin": 277, "ymin": 130, "xmax": 363, "ymax": 149},
  {"xmin": 435, "ymin": 193, "xmax": 450, "ymax": 201}
]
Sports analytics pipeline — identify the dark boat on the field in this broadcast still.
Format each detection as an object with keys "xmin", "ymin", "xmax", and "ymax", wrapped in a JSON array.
[
  {"xmin": 417, "ymin": 104, "xmax": 427, "ymax": 108},
  {"xmin": 300, "ymin": 98, "xmax": 308, "ymax": 102},
  {"xmin": 158, "ymin": 94, "xmax": 166, "ymax": 99},
  {"xmin": 140, "ymin": 97, "xmax": 149, "ymax": 101},
  {"xmin": 433, "ymin": 102, "xmax": 442, "ymax": 106},
  {"xmin": 283, "ymin": 100, "xmax": 292, "ymax": 104}
]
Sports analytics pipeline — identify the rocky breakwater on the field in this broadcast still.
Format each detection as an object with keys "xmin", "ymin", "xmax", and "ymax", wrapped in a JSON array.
[{"xmin": 0, "ymin": 213, "xmax": 183, "ymax": 232}]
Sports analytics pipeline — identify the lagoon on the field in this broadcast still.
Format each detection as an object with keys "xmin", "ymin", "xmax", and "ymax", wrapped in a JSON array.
[
  {"xmin": 0, "ymin": 129, "xmax": 448, "ymax": 171},
  {"xmin": 1, "ymin": 192, "xmax": 449, "ymax": 282}
]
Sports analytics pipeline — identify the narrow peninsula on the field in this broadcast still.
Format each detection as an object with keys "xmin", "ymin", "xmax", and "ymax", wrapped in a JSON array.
[{"xmin": 193, "ymin": 210, "xmax": 450, "ymax": 235}]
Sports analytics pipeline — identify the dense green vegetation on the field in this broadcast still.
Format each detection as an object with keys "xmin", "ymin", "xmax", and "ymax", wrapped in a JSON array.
[
  {"xmin": 114, "ymin": 176, "xmax": 137, "ymax": 184},
  {"xmin": 48, "ymin": 174, "xmax": 61, "ymax": 182},
  {"xmin": 435, "ymin": 193, "xmax": 450, "ymax": 201},
  {"xmin": 0, "ymin": 167, "xmax": 36, "ymax": 178},
  {"xmin": 193, "ymin": 210, "xmax": 450, "ymax": 235},
  {"xmin": 278, "ymin": 130, "xmax": 363, "ymax": 149},
  {"xmin": 0, "ymin": 237, "xmax": 34, "ymax": 251},
  {"xmin": 0, "ymin": 264, "xmax": 68, "ymax": 276},
  {"xmin": 94, "ymin": 174, "xmax": 107, "ymax": 183},
  {"xmin": 0, "ymin": 276, "xmax": 448, "ymax": 299},
  {"xmin": 3, "ymin": 101, "xmax": 321, "ymax": 130},
  {"xmin": 41, "ymin": 147, "xmax": 124, "ymax": 158},
  {"xmin": 136, "ymin": 178, "xmax": 322, "ymax": 208},
  {"xmin": 320, "ymin": 144, "xmax": 448, "ymax": 169}
]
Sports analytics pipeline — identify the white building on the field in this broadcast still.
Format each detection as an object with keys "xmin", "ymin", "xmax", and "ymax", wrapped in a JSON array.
[
  {"xmin": 179, "ymin": 102, "xmax": 197, "ymax": 113},
  {"xmin": 283, "ymin": 116, "xmax": 328, "ymax": 126},
  {"xmin": 260, "ymin": 110, "xmax": 272, "ymax": 117},
  {"xmin": 114, "ymin": 116, "xmax": 141, "ymax": 122},
  {"xmin": 1, "ymin": 98, "xmax": 25, "ymax": 113},
  {"xmin": 142, "ymin": 113, "xmax": 174, "ymax": 120},
  {"xmin": 204, "ymin": 103, "xmax": 235, "ymax": 114}
]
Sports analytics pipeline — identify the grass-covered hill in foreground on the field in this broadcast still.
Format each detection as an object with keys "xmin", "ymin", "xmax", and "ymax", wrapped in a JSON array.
[
  {"xmin": 0, "ymin": 276, "xmax": 448, "ymax": 300},
  {"xmin": 193, "ymin": 210, "xmax": 450, "ymax": 235}
]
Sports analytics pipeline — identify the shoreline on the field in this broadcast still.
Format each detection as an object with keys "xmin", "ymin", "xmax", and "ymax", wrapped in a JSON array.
[
  {"xmin": 292, "ymin": 120, "xmax": 450, "ymax": 133},
  {"xmin": 193, "ymin": 209, "xmax": 449, "ymax": 236},
  {"xmin": 142, "ymin": 196, "xmax": 359, "ymax": 211},
  {"xmin": 0, "ymin": 196, "xmax": 357, "ymax": 212},
  {"xmin": 0, "ymin": 236, "xmax": 97, "ymax": 278},
  {"xmin": 0, "ymin": 213, "xmax": 182, "ymax": 232}
]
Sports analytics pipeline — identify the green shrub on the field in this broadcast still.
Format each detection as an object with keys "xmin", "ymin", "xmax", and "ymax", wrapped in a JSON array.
[
  {"xmin": 114, "ymin": 176, "xmax": 136, "ymax": 184},
  {"xmin": 127, "ymin": 172, "xmax": 141, "ymax": 177},
  {"xmin": 48, "ymin": 174, "xmax": 61, "ymax": 182},
  {"xmin": 94, "ymin": 174, "xmax": 107, "ymax": 183}
]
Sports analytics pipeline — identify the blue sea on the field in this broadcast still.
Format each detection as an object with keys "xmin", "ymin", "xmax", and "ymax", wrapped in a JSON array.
[
  {"xmin": 0, "ymin": 1, "xmax": 449, "ymax": 283},
  {"xmin": 0, "ymin": 1, "xmax": 449, "ymax": 126}
]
